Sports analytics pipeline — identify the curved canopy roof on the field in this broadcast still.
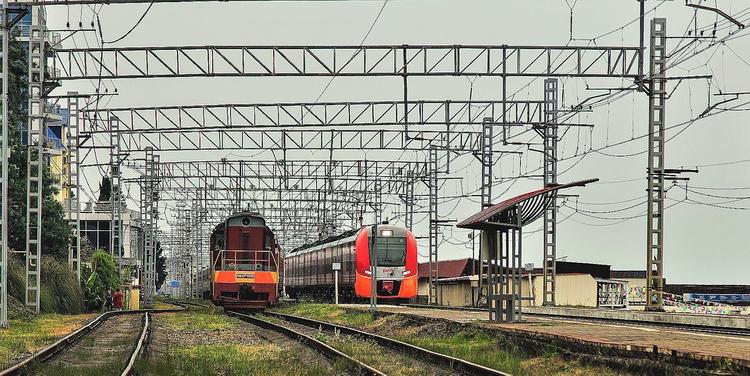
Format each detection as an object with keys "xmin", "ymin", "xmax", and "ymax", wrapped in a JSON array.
[{"xmin": 456, "ymin": 179, "xmax": 598, "ymax": 231}]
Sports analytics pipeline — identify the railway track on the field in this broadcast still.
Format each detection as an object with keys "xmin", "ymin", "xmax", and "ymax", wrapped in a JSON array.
[
  {"xmin": 262, "ymin": 311, "xmax": 511, "ymax": 376},
  {"xmin": 226, "ymin": 310, "xmax": 385, "ymax": 375},
  {"xmin": 0, "ymin": 306, "xmax": 183, "ymax": 376},
  {"xmin": 402, "ymin": 304, "xmax": 750, "ymax": 337}
]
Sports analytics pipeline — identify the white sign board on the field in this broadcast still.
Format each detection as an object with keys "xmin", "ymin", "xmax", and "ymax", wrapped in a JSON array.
[{"xmin": 332, "ymin": 262, "xmax": 341, "ymax": 271}]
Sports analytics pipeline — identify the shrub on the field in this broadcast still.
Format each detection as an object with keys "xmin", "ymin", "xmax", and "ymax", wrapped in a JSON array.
[
  {"xmin": 7, "ymin": 254, "xmax": 84, "ymax": 315},
  {"xmin": 82, "ymin": 250, "xmax": 122, "ymax": 310}
]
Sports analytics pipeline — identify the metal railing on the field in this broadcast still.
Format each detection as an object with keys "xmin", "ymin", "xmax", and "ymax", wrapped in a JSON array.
[{"xmin": 212, "ymin": 249, "xmax": 278, "ymax": 272}]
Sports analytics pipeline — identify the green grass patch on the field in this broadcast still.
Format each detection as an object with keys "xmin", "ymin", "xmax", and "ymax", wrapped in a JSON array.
[
  {"xmin": 402, "ymin": 330, "xmax": 525, "ymax": 375},
  {"xmin": 135, "ymin": 344, "xmax": 335, "ymax": 376},
  {"xmin": 158, "ymin": 311, "xmax": 235, "ymax": 331},
  {"xmin": 33, "ymin": 363, "xmax": 119, "ymax": 376},
  {"xmin": 272, "ymin": 303, "xmax": 374, "ymax": 328},
  {"xmin": 0, "ymin": 313, "xmax": 95, "ymax": 369}
]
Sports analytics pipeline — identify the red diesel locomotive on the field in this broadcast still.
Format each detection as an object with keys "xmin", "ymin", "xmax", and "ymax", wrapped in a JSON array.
[
  {"xmin": 209, "ymin": 212, "xmax": 280, "ymax": 309},
  {"xmin": 284, "ymin": 224, "xmax": 418, "ymax": 302}
]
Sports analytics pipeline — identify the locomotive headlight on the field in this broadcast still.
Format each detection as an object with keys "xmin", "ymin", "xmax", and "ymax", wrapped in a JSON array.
[
  {"xmin": 402, "ymin": 270, "xmax": 411, "ymax": 276},
  {"xmin": 381, "ymin": 229, "xmax": 393, "ymax": 237},
  {"xmin": 364, "ymin": 269, "xmax": 372, "ymax": 275}
]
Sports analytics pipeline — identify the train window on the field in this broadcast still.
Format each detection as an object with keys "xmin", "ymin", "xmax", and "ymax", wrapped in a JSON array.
[
  {"xmin": 264, "ymin": 231, "xmax": 272, "ymax": 250},
  {"xmin": 374, "ymin": 237, "xmax": 407, "ymax": 266}
]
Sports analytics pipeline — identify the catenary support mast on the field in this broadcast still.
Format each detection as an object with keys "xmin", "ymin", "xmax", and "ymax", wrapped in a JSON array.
[
  {"xmin": 66, "ymin": 92, "xmax": 81, "ymax": 280},
  {"xmin": 25, "ymin": 7, "xmax": 45, "ymax": 312},
  {"xmin": 646, "ymin": 18, "xmax": 667, "ymax": 311},
  {"xmin": 542, "ymin": 78, "xmax": 559, "ymax": 306}
]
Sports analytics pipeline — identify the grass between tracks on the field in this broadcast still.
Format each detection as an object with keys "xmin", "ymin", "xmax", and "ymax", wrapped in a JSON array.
[
  {"xmin": 0, "ymin": 313, "xmax": 96, "ymax": 370},
  {"xmin": 136, "ymin": 343, "xmax": 337, "ymax": 376},
  {"xmin": 136, "ymin": 301, "xmax": 340, "ymax": 376},
  {"xmin": 272, "ymin": 303, "xmax": 626, "ymax": 376}
]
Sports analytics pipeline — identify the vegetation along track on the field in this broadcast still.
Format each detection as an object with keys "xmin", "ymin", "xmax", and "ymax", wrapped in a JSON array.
[
  {"xmin": 402, "ymin": 304, "xmax": 750, "ymax": 337},
  {"xmin": 262, "ymin": 311, "xmax": 511, "ymax": 376},
  {"xmin": 226, "ymin": 310, "xmax": 385, "ymax": 376},
  {"xmin": 0, "ymin": 306, "xmax": 183, "ymax": 376}
]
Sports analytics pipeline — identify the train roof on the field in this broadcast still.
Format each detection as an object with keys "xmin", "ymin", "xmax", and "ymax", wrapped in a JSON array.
[
  {"xmin": 225, "ymin": 211, "xmax": 264, "ymax": 220},
  {"xmin": 288, "ymin": 224, "xmax": 408, "ymax": 255},
  {"xmin": 289, "ymin": 228, "xmax": 361, "ymax": 254}
]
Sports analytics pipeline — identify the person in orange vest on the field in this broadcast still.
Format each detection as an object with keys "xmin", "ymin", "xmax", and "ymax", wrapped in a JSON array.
[{"xmin": 113, "ymin": 288, "xmax": 125, "ymax": 311}]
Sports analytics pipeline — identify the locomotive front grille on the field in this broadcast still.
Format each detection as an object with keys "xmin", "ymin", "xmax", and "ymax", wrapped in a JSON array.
[{"xmin": 376, "ymin": 280, "xmax": 402, "ymax": 296}]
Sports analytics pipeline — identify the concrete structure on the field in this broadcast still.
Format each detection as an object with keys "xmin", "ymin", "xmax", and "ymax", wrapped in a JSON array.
[{"xmin": 78, "ymin": 200, "xmax": 142, "ymax": 265}]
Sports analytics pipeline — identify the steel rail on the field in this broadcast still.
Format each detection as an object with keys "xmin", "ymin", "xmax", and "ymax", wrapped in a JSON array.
[
  {"xmin": 402, "ymin": 304, "xmax": 750, "ymax": 337},
  {"xmin": 0, "ymin": 306, "xmax": 185, "ymax": 376},
  {"xmin": 226, "ymin": 310, "xmax": 386, "ymax": 376},
  {"xmin": 265, "ymin": 311, "xmax": 511, "ymax": 376},
  {"xmin": 121, "ymin": 312, "xmax": 151, "ymax": 376}
]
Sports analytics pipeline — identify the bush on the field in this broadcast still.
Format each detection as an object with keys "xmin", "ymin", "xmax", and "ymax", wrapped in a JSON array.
[
  {"xmin": 7, "ymin": 254, "xmax": 84, "ymax": 315},
  {"xmin": 40, "ymin": 257, "xmax": 84, "ymax": 314},
  {"xmin": 82, "ymin": 250, "xmax": 122, "ymax": 310}
]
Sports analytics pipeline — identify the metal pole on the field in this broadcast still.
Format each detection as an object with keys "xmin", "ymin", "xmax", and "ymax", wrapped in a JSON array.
[
  {"xmin": 66, "ymin": 93, "xmax": 81, "ymax": 281},
  {"xmin": 646, "ymin": 18, "xmax": 667, "ymax": 312},
  {"xmin": 428, "ymin": 148, "xmax": 439, "ymax": 305},
  {"xmin": 25, "ymin": 7, "xmax": 45, "ymax": 313},
  {"xmin": 334, "ymin": 269, "xmax": 339, "ymax": 305},
  {"xmin": 542, "ymin": 78, "xmax": 559, "ymax": 306},
  {"xmin": 369, "ymin": 224, "xmax": 378, "ymax": 312},
  {"xmin": 1, "ymin": 0, "xmax": 10, "ymax": 327},
  {"xmin": 638, "ymin": 0, "xmax": 645, "ymax": 92}
]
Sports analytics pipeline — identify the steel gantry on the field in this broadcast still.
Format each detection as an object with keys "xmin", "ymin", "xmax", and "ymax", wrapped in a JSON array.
[
  {"xmin": 76, "ymin": 99, "xmax": 552, "ymax": 166},
  {"xmin": 81, "ymin": 100, "xmax": 545, "ymax": 131},
  {"xmin": 51, "ymin": 45, "xmax": 641, "ymax": 80}
]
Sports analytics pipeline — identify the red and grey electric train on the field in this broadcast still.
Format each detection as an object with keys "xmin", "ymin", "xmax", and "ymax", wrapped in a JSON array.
[
  {"xmin": 209, "ymin": 212, "xmax": 281, "ymax": 309},
  {"xmin": 284, "ymin": 224, "xmax": 418, "ymax": 302}
]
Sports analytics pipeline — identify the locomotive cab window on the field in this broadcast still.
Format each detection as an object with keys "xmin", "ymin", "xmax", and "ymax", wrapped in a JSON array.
[
  {"xmin": 374, "ymin": 236, "xmax": 407, "ymax": 266},
  {"xmin": 264, "ymin": 231, "xmax": 272, "ymax": 250}
]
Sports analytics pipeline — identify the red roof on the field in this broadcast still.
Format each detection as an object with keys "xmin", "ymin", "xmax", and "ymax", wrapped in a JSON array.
[
  {"xmin": 456, "ymin": 179, "xmax": 598, "ymax": 230},
  {"xmin": 418, "ymin": 258, "xmax": 477, "ymax": 279}
]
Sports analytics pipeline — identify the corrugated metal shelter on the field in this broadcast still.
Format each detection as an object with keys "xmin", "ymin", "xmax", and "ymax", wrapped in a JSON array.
[{"xmin": 456, "ymin": 179, "xmax": 598, "ymax": 322}]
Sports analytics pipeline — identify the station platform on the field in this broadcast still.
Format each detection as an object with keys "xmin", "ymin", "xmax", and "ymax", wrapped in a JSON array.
[
  {"xmin": 343, "ymin": 304, "xmax": 750, "ymax": 370},
  {"xmin": 524, "ymin": 305, "xmax": 750, "ymax": 330}
]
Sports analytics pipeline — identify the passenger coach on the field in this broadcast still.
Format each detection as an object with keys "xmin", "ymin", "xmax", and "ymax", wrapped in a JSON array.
[{"xmin": 284, "ymin": 224, "xmax": 418, "ymax": 302}]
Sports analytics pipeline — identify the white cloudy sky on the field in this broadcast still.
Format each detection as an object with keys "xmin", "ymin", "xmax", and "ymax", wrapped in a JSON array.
[{"xmin": 46, "ymin": 0, "xmax": 750, "ymax": 284}]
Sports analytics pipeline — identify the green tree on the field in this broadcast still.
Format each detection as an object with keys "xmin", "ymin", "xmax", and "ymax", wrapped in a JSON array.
[
  {"xmin": 98, "ymin": 176, "xmax": 111, "ymax": 202},
  {"xmin": 3, "ymin": 30, "xmax": 71, "ymax": 259},
  {"xmin": 83, "ymin": 250, "xmax": 121, "ymax": 309},
  {"xmin": 156, "ymin": 241, "xmax": 167, "ymax": 289}
]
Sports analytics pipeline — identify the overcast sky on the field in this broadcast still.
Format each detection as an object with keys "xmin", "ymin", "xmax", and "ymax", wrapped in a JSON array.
[{"xmin": 47, "ymin": 0, "xmax": 750, "ymax": 284}]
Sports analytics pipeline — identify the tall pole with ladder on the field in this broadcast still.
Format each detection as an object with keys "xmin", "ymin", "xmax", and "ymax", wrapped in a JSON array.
[
  {"xmin": 646, "ymin": 18, "xmax": 667, "ymax": 311},
  {"xmin": 542, "ymin": 78, "xmax": 559, "ymax": 306},
  {"xmin": 25, "ymin": 7, "xmax": 45, "ymax": 312},
  {"xmin": 1, "ymin": 0, "xmax": 11, "ymax": 327}
]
